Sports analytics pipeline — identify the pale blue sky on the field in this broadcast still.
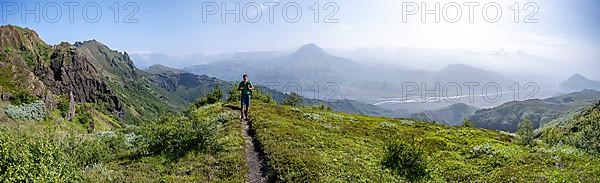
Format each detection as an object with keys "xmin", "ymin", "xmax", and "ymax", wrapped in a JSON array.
[{"xmin": 2, "ymin": 0, "xmax": 598, "ymax": 52}]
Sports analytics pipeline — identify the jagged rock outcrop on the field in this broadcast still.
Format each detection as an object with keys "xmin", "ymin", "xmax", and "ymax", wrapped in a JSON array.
[
  {"xmin": 66, "ymin": 92, "xmax": 76, "ymax": 121},
  {"xmin": 1, "ymin": 25, "xmax": 194, "ymax": 124},
  {"xmin": 36, "ymin": 42, "xmax": 124, "ymax": 118},
  {"xmin": 0, "ymin": 25, "xmax": 125, "ymax": 119}
]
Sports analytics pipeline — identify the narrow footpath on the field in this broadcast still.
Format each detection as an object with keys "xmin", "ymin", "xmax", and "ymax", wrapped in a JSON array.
[{"xmin": 241, "ymin": 119, "xmax": 268, "ymax": 183}]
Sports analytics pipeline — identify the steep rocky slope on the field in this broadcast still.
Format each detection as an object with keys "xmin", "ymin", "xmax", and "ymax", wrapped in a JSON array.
[{"xmin": 0, "ymin": 25, "xmax": 187, "ymax": 124}]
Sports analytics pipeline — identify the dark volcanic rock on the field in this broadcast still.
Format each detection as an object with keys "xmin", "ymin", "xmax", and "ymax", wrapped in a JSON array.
[{"xmin": 33, "ymin": 43, "xmax": 125, "ymax": 118}]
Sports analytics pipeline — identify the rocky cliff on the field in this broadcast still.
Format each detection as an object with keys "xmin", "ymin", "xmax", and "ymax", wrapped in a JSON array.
[{"xmin": 0, "ymin": 25, "xmax": 187, "ymax": 123}]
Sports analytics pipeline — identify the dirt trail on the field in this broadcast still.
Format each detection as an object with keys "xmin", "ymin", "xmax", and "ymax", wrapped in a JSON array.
[{"xmin": 241, "ymin": 119, "xmax": 268, "ymax": 183}]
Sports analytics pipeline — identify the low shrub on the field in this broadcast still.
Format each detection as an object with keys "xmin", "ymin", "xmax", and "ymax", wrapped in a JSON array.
[
  {"xmin": 195, "ymin": 84, "xmax": 223, "ymax": 107},
  {"xmin": 463, "ymin": 118, "xmax": 475, "ymax": 128},
  {"xmin": 62, "ymin": 134, "xmax": 112, "ymax": 168},
  {"xmin": 311, "ymin": 103, "xmax": 332, "ymax": 111},
  {"xmin": 0, "ymin": 127, "xmax": 112, "ymax": 182},
  {"xmin": 136, "ymin": 115, "xmax": 220, "ymax": 158},
  {"xmin": 73, "ymin": 104, "xmax": 94, "ymax": 132},
  {"xmin": 96, "ymin": 131, "xmax": 133, "ymax": 153},
  {"xmin": 470, "ymin": 143, "xmax": 496, "ymax": 158},
  {"xmin": 303, "ymin": 112, "xmax": 324, "ymax": 122},
  {"xmin": 226, "ymin": 82, "xmax": 240, "ymax": 102},
  {"xmin": 382, "ymin": 140, "xmax": 429, "ymax": 181},
  {"xmin": 4, "ymin": 100, "xmax": 45, "ymax": 121},
  {"xmin": 253, "ymin": 88, "xmax": 275, "ymax": 104},
  {"xmin": 379, "ymin": 122, "xmax": 397, "ymax": 128},
  {"xmin": 517, "ymin": 118, "xmax": 534, "ymax": 146},
  {"xmin": 283, "ymin": 92, "xmax": 303, "ymax": 107},
  {"xmin": 56, "ymin": 95, "xmax": 70, "ymax": 117},
  {"xmin": 9, "ymin": 90, "xmax": 38, "ymax": 105}
]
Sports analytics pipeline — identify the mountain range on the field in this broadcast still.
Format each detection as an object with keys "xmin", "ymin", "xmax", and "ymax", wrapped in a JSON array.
[
  {"xmin": 130, "ymin": 51, "xmax": 287, "ymax": 69},
  {"xmin": 145, "ymin": 64, "xmax": 399, "ymax": 118},
  {"xmin": 184, "ymin": 43, "xmax": 522, "ymax": 114}
]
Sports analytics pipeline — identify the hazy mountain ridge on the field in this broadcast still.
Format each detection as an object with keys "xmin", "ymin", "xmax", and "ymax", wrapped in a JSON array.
[
  {"xmin": 560, "ymin": 74, "xmax": 600, "ymax": 92},
  {"xmin": 469, "ymin": 89, "xmax": 600, "ymax": 132},
  {"xmin": 185, "ymin": 44, "xmax": 517, "ymax": 112},
  {"xmin": 145, "ymin": 64, "xmax": 185, "ymax": 75},
  {"xmin": 131, "ymin": 50, "xmax": 288, "ymax": 69},
  {"xmin": 410, "ymin": 103, "xmax": 480, "ymax": 126},
  {"xmin": 145, "ymin": 64, "xmax": 226, "ymax": 102},
  {"xmin": 148, "ymin": 64, "xmax": 395, "ymax": 117}
]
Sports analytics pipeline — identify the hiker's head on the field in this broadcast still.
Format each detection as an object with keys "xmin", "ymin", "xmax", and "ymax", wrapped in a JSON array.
[{"xmin": 243, "ymin": 74, "xmax": 248, "ymax": 81}]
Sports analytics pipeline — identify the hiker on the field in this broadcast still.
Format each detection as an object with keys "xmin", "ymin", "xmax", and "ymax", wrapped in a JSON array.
[{"xmin": 239, "ymin": 74, "xmax": 254, "ymax": 120}]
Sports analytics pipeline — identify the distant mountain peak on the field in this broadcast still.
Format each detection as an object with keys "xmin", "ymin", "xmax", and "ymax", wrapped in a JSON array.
[
  {"xmin": 293, "ymin": 43, "xmax": 327, "ymax": 56},
  {"xmin": 568, "ymin": 73, "xmax": 588, "ymax": 81},
  {"xmin": 560, "ymin": 73, "xmax": 600, "ymax": 91}
]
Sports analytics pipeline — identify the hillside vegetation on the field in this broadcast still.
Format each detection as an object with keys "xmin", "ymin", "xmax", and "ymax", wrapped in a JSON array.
[
  {"xmin": 1, "ymin": 93, "xmax": 600, "ymax": 182},
  {"xmin": 0, "ymin": 103, "xmax": 247, "ymax": 182},
  {"xmin": 541, "ymin": 101, "xmax": 600, "ymax": 154},
  {"xmin": 470, "ymin": 90, "xmax": 600, "ymax": 132},
  {"xmin": 249, "ymin": 101, "xmax": 599, "ymax": 182}
]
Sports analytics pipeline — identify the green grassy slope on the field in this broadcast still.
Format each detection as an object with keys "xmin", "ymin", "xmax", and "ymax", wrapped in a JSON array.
[
  {"xmin": 0, "ymin": 103, "xmax": 247, "ymax": 182},
  {"xmin": 541, "ymin": 101, "xmax": 600, "ymax": 154},
  {"xmin": 89, "ymin": 104, "xmax": 247, "ymax": 182},
  {"xmin": 470, "ymin": 90, "xmax": 600, "ymax": 132},
  {"xmin": 2, "ymin": 97, "xmax": 599, "ymax": 182},
  {"xmin": 248, "ymin": 102, "xmax": 600, "ymax": 182}
]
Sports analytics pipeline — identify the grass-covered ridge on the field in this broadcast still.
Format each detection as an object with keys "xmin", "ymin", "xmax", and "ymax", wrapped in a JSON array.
[{"xmin": 249, "ymin": 102, "xmax": 600, "ymax": 182}]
